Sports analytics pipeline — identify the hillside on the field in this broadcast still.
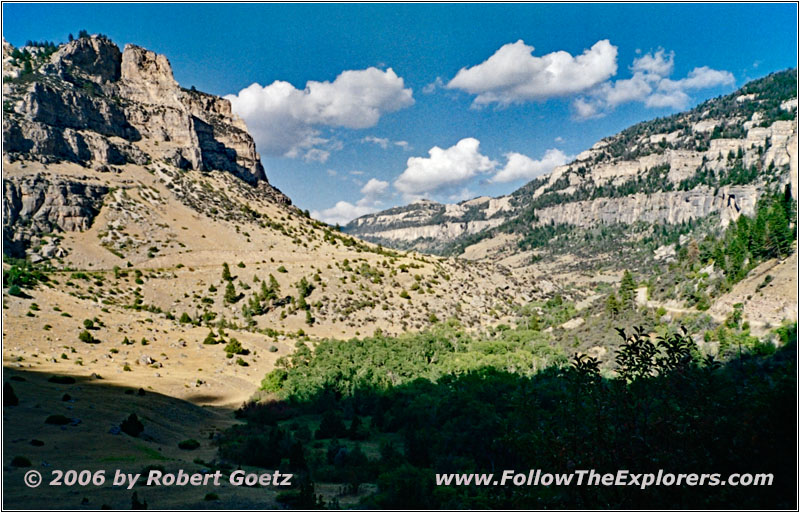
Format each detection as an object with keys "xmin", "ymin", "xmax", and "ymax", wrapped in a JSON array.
[
  {"xmin": 2, "ymin": 33, "xmax": 797, "ymax": 510},
  {"xmin": 1, "ymin": 35, "xmax": 557, "ymax": 508},
  {"xmin": 344, "ymin": 69, "xmax": 798, "ymax": 262}
]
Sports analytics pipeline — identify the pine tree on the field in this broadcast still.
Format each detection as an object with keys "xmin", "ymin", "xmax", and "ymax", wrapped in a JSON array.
[
  {"xmin": 767, "ymin": 201, "xmax": 793, "ymax": 258},
  {"xmin": 605, "ymin": 293, "xmax": 620, "ymax": 318},
  {"xmin": 267, "ymin": 274, "xmax": 280, "ymax": 299},
  {"xmin": 619, "ymin": 271, "xmax": 636, "ymax": 309},
  {"xmin": 224, "ymin": 281, "xmax": 238, "ymax": 304},
  {"xmin": 222, "ymin": 262, "xmax": 232, "ymax": 281}
]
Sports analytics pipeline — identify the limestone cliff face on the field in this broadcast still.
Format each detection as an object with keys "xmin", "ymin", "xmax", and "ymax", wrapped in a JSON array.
[
  {"xmin": 2, "ymin": 35, "xmax": 290, "ymax": 258},
  {"xmin": 3, "ymin": 174, "xmax": 109, "ymax": 257},
  {"xmin": 345, "ymin": 197, "xmax": 511, "ymax": 252},
  {"xmin": 533, "ymin": 186, "xmax": 759, "ymax": 228},
  {"xmin": 3, "ymin": 37, "xmax": 271, "ymax": 185}
]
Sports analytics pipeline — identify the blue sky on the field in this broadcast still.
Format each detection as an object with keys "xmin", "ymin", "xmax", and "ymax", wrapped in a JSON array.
[{"xmin": 3, "ymin": 3, "xmax": 797, "ymax": 224}]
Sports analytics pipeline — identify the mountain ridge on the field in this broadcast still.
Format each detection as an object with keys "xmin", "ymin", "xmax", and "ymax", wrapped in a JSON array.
[{"xmin": 344, "ymin": 69, "xmax": 798, "ymax": 256}]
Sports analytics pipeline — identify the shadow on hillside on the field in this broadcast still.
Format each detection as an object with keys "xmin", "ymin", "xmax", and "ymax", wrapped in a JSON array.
[
  {"xmin": 2, "ymin": 368, "xmax": 240, "ymax": 510},
  {"xmin": 221, "ymin": 339, "xmax": 797, "ymax": 510}
]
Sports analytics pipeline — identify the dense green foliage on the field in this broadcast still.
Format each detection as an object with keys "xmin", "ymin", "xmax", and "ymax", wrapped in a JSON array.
[
  {"xmin": 261, "ymin": 322, "xmax": 566, "ymax": 400},
  {"xmin": 220, "ymin": 320, "xmax": 796, "ymax": 509},
  {"xmin": 3, "ymin": 259, "xmax": 50, "ymax": 290}
]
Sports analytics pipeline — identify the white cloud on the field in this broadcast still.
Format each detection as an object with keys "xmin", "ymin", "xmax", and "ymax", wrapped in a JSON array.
[
  {"xmin": 360, "ymin": 177, "xmax": 389, "ymax": 199},
  {"xmin": 361, "ymin": 136, "xmax": 411, "ymax": 151},
  {"xmin": 311, "ymin": 201, "xmax": 376, "ymax": 226},
  {"xmin": 554, "ymin": 136, "xmax": 564, "ymax": 144},
  {"xmin": 572, "ymin": 98, "xmax": 602, "ymax": 119},
  {"xmin": 447, "ymin": 188, "xmax": 475, "ymax": 203},
  {"xmin": 311, "ymin": 177, "xmax": 390, "ymax": 225},
  {"xmin": 423, "ymin": 76, "xmax": 445, "ymax": 94},
  {"xmin": 572, "ymin": 49, "xmax": 734, "ymax": 118},
  {"xmin": 446, "ymin": 39, "xmax": 618, "ymax": 107},
  {"xmin": 303, "ymin": 148, "xmax": 331, "ymax": 163},
  {"xmin": 226, "ymin": 67, "xmax": 414, "ymax": 159},
  {"xmin": 659, "ymin": 66, "xmax": 735, "ymax": 92},
  {"xmin": 631, "ymin": 48, "xmax": 674, "ymax": 76},
  {"xmin": 394, "ymin": 138, "xmax": 496, "ymax": 200},
  {"xmin": 491, "ymin": 148, "xmax": 570, "ymax": 183},
  {"xmin": 645, "ymin": 90, "xmax": 690, "ymax": 109},
  {"xmin": 361, "ymin": 136, "xmax": 390, "ymax": 149}
]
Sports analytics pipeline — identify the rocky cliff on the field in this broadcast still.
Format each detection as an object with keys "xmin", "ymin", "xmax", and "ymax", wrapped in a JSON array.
[
  {"xmin": 345, "ymin": 70, "xmax": 797, "ymax": 256},
  {"xmin": 2, "ymin": 35, "xmax": 289, "ymax": 257},
  {"xmin": 3, "ymin": 36, "xmax": 272, "ymax": 183}
]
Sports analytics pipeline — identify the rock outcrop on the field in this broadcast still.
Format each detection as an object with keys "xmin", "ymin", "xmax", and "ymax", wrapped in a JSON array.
[
  {"xmin": 3, "ymin": 36, "xmax": 273, "ymax": 185},
  {"xmin": 2, "ymin": 35, "xmax": 290, "ymax": 258},
  {"xmin": 3, "ymin": 174, "xmax": 109, "ymax": 257},
  {"xmin": 533, "ymin": 185, "xmax": 759, "ymax": 228}
]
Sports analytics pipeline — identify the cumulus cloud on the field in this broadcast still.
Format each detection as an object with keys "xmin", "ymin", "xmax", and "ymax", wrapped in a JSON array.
[
  {"xmin": 312, "ymin": 178, "xmax": 391, "ymax": 225},
  {"xmin": 394, "ymin": 138, "xmax": 497, "ymax": 200},
  {"xmin": 226, "ymin": 67, "xmax": 414, "ymax": 159},
  {"xmin": 491, "ymin": 148, "xmax": 570, "ymax": 183},
  {"xmin": 572, "ymin": 49, "xmax": 734, "ymax": 118},
  {"xmin": 446, "ymin": 39, "xmax": 618, "ymax": 107},
  {"xmin": 360, "ymin": 177, "xmax": 390, "ymax": 199},
  {"xmin": 311, "ymin": 201, "xmax": 376, "ymax": 226}
]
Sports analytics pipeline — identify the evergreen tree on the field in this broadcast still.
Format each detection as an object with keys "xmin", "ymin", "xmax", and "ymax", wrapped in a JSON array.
[
  {"xmin": 222, "ymin": 262, "xmax": 232, "ymax": 281},
  {"xmin": 605, "ymin": 293, "xmax": 620, "ymax": 318},
  {"xmin": 767, "ymin": 201, "xmax": 793, "ymax": 258},
  {"xmin": 224, "ymin": 281, "xmax": 238, "ymax": 304},
  {"xmin": 619, "ymin": 271, "xmax": 636, "ymax": 309},
  {"xmin": 267, "ymin": 274, "xmax": 280, "ymax": 299}
]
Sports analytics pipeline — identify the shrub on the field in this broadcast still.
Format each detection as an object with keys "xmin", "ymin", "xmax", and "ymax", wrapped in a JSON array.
[
  {"xmin": 315, "ymin": 410, "xmax": 347, "ymax": 439},
  {"xmin": 120, "ymin": 413, "xmax": 144, "ymax": 437},
  {"xmin": 45, "ymin": 415, "xmax": 71, "ymax": 425},
  {"xmin": 78, "ymin": 330, "xmax": 98, "ymax": 344},
  {"xmin": 48, "ymin": 376, "xmax": 76, "ymax": 384},
  {"xmin": 11, "ymin": 456, "xmax": 31, "ymax": 467},
  {"xmin": 178, "ymin": 439, "xmax": 200, "ymax": 450},
  {"xmin": 4, "ymin": 382, "xmax": 19, "ymax": 406},
  {"xmin": 224, "ymin": 338, "xmax": 248, "ymax": 355}
]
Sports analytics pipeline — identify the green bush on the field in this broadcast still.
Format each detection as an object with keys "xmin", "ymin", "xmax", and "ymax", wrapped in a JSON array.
[
  {"xmin": 11, "ymin": 456, "xmax": 31, "ymax": 467},
  {"xmin": 45, "ymin": 415, "xmax": 71, "ymax": 425},
  {"xmin": 120, "ymin": 414, "xmax": 144, "ymax": 437},
  {"xmin": 178, "ymin": 439, "xmax": 200, "ymax": 450},
  {"xmin": 78, "ymin": 330, "xmax": 99, "ymax": 344}
]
